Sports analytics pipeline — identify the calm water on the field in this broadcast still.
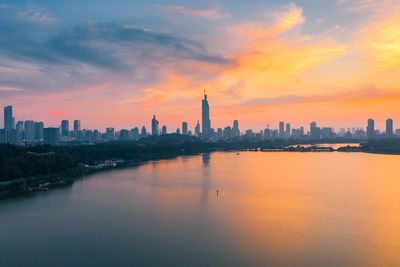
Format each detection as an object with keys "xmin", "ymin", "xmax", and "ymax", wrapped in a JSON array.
[{"xmin": 1, "ymin": 152, "xmax": 400, "ymax": 267}]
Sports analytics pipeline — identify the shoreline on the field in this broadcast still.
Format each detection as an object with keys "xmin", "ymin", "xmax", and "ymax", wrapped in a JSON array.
[{"xmin": 2, "ymin": 142, "xmax": 399, "ymax": 200}]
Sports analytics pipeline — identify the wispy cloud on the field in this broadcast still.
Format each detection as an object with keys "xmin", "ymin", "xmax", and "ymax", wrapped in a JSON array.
[
  {"xmin": 17, "ymin": 4, "xmax": 56, "ymax": 25},
  {"xmin": 0, "ymin": 86, "xmax": 24, "ymax": 92},
  {"xmin": 336, "ymin": 0, "xmax": 396, "ymax": 14},
  {"xmin": 164, "ymin": 5, "xmax": 230, "ymax": 19},
  {"xmin": 358, "ymin": 7, "xmax": 400, "ymax": 67}
]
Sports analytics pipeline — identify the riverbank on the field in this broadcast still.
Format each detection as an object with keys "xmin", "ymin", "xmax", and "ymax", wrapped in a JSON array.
[
  {"xmin": 0, "ymin": 143, "xmax": 362, "ymax": 199},
  {"xmin": 2, "ymin": 137, "xmax": 400, "ymax": 199}
]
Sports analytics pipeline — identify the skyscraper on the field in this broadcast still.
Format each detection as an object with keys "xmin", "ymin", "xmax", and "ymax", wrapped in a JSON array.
[
  {"xmin": 279, "ymin": 122, "xmax": 285, "ymax": 137},
  {"xmin": 182, "ymin": 122, "xmax": 188, "ymax": 135},
  {"xmin": 4, "ymin": 106, "xmax": 13, "ymax": 130},
  {"xmin": 233, "ymin": 120, "xmax": 240, "ymax": 137},
  {"xmin": 106, "ymin": 127, "xmax": 115, "ymax": 140},
  {"xmin": 161, "ymin": 125, "xmax": 167, "ymax": 135},
  {"xmin": 202, "ymin": 91, "xmax": 211, "ymax": 138},
  {"xmin": 310, "ymin": 121, "xmax": 321, "ymax": 139},
  {"xmin": 195, "ymin": 120, "xmax": 200, "ymax": 137},
  {"xmin": 44, "ymin": 127, "xmax": 60, "ymax": 145},
  {"xmin": 141, "ymin": 126, "xmax": 147, "ymax": 137},
  {"xmin": 386, "ymin": 118, "xmax": 393, "ymax": 136},
  {"xmin": 367, "ymin": 119, "xmax": 375, "ymax": 138},
  {"xmin": 151, "ymin": 115, "xmax": 159, "ymax": 136},
  {"xmin": 61, "ymin": 120, "xmax": 69, "ymax": 137},
  {"xmin": 74, "ymin": 120, "xmax": 81, "ymax": 133},
  {"xmin": 24, "ymin": 120, "xmax": 35, "ymax": 142},
  {"xmin": 34, "ymin": 122, "xmax": 44, "ymax": 142},
  {"xmin": 285, "ymin": 123, "xmax": 291, "ymax": 136}
]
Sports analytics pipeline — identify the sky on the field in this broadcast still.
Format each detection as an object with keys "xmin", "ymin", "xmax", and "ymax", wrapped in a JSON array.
[{"xmin": 0, "ymin": 0, "xmax": 399, "ymax": 131}]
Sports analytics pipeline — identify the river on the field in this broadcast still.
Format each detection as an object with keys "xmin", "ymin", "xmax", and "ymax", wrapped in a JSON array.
[{"xmin": 1, "ymin": 152, "xmax": 400, "ymax": 266}]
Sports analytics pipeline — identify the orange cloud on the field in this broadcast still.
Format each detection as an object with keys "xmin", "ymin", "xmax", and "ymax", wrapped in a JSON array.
[
  {"xmin": 212, "ymin": 3, "xmax": 346, "ymax": 100},
  {"xmin": 360, "ymin": 7, "xmax": 400, "ymax": 67}
]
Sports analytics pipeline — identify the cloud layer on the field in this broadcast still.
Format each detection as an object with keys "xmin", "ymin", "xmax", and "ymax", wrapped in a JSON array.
[{"xmin": 0, "ymin": 1, "xmax": 399, "ymax": 130}]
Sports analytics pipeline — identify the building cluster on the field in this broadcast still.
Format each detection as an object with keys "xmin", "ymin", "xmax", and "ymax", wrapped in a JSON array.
[{"xmin": 1, "ymin": 93, "xmax": 399, "ymax": 146}]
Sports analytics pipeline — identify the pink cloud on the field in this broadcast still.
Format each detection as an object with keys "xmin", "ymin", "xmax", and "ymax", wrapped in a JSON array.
[{"xmin": 165, "ymin": 5, "xmax": 230, "ymax": 19}]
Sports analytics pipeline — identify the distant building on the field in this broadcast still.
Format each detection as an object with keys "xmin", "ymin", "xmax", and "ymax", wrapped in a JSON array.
[
  {"xmin": 74, "ymin": 120, "xmax": 81, "ymax": 133},
  {"xmin": 386, "ymin": 118, "xmax": 393, "ymax": 136},
  {"xmin": 161, "ymin": 125, "xmax": 167, "ymax": 135},
  {"xmin": 176, "ymin": 128, "xmax": 181, "ymax": 134},
  {"xmin": 233, "ymin": 120, "xmax": 240, "ymax": 137},
  {"xmin": 131, "ymin": 127, "xmax": 140, "ymax": 140},
  {"xmin": 151, "ymin": 115, "xmax": 159, "ymax": 136},
  {"xmin": 202, "ymin": 91, "xmax": 211, "ymax": 138},
  {"xmin": 16, "ymin": 121, "xmax": 24, "ymax": 144},
  {"xmin": 182, "ymin": 122, "xmax": 188, "ymax": 135},
  {"xmin": 285, "ymin": 123, "xmax": 291, "ymax": 137},
  {"xmin": 106, "ymin": 127, "xmax": 115, "ymax": 140},
  {"xmin": 141, "ymin": 126, "xmax": 147, "ymax": 138},
  {"xmin": 4, "ymin": 106, "xmax": 13, "ymax": 130},
  {"xmin": 34, "ymin": 122, "xmax": 44, "ymax": 142},
  {"xmin": 195, "ymin": 120, "xmax": 201, "ymax": 137},
  {"xmin": 279, "ymin": 122, "xmax": 285, "ymax": 138},
  {"xmin": 310, "ymin": 121, "xmax": 321, "ymax": 139},
  {"xmin": 119, "ymin": 129, "xmax": 130, "ymax": 140},
  {"xmin": 44, "ymin": 127, "xmax": 60, "ymax": 145},
  {"xmin": 217, "ymin": 128, "xmax": 223, "ymax": 139},
  {"xmin": 223, "ymin": 126, "xmax": 232, "ymax": 139},
  {"xmin": 61, "ymin": 120, "xmax": 69, "ymax": 137},
  {"xmin": 24, "ymin": 121, "xmax": 35, "ymax": 142},
  {"xmin": 321, "ymin": 127, "xmax": 334, "ymax": 139},
  {"xmin": 367, "ymin": 119, "xmax": 375, "ymax": 138}
]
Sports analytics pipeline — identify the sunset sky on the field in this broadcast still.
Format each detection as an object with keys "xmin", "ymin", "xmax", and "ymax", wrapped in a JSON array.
[{"xmin": 1, "ymin": 0, "xmax": 399, "ymax": 131}]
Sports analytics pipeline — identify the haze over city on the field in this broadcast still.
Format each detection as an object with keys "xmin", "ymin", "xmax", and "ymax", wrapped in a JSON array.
[{"xmin": 1, "ymin": 0, "xmax": 399, "ymax": 130}]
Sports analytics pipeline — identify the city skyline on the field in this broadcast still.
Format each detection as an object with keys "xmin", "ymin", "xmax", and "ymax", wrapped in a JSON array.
[
  {"xmin": 0, "ymin": 1, "xmax": 400, "ymax": 130},
  {"xmin": 2, "ymin": 98, "xmax": 399, "ymax": 134},
  {"xmin": 2, "ymin": 92, "xmax": 399, "ymax": 146}
]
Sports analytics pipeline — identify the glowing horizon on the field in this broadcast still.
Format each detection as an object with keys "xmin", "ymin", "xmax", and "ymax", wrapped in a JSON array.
[{"xmin": 1, "ymin": 0, "xmax": 399, "ymax": 131}]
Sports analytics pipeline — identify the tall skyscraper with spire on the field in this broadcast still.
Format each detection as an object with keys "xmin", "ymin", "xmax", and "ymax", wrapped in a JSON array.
[{"xmin": 202, "ymin": 90, "xmax": 211, "ymax": 139}]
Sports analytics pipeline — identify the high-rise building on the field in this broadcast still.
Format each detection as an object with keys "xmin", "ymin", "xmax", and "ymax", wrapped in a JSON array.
[
  {"xmin": 367, "ymin": 119, "xmax": 375, "ymax": 138},
  {"xmin": 310, "ymin": 121, "xmax": 321, "ymax": 139},
  {"xmin": 74, "ymin": 120, "xmax": 81, "ymax": 133},
  {"xmin": 119, "ymin": 129, "xmax": 130, "ymax": 140},
  {"xmin": 285, "ymin": 123, "xmax": 291, "ymax": 137},
  {"xmin": 106, "ymin": 127, "xmax": 115, "ymax": 140},
  {"xmin": 310, "ymin": 121, "xmax": 317, "ymax": 131},
  {"xmin": 44, "ymin": 127, "xmax": 60, "ymax": 145},
  {"xmin": 195, "ymin": 120, "xmax": 200, "ymax": 137},
  {"xmin": 34, "ymin": 122, "xmax": 44, "ymax": 142},
  {"xmin": 321, "ymin": 127, "xmax": 334, "ymax": 139},
  {"xmin": 182, "ymin": 122, "xmax": 188, "ymax": 135},
  {"xmin": 233, "ymin": 120, "xmax": 240, "ymax": 137},
  {"xmin": 4, "ymin": 106, "xmax": 13, "ymax": 130},
  {"xmin": 141, "ymin": 126, "xmax": 147, "ymax": 138},
  {"xmin": 279, "ymin": 122, "xmax": 285, "ymax": 137},
  {"xmin": 24, "ymin": 120, "xmax": 35, "ymax": 142},
  {"xmin": 386, "ymin": 118, "xmax": 393, "ymax": 136},
  {"xmin": 151, "ymin": 115, "xmax": 159, "ymax": 136},
  {"xmin": 16, "ymin": 121, "xmax": 24, "ymax": 144},
  {"xmin": 161, "ymin": 125, "xmax": 167, "ymax": 135},
  {"xmin": 131, "ymin": 127, "xmax": 140, "ymax": 140},
  {"xmin": 202, "ymin": 91, "xmax": 211, "ymax": 138},
  {"xmin": 61, "ymin": 120, "xmax": 69, "ymax": 137}
]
